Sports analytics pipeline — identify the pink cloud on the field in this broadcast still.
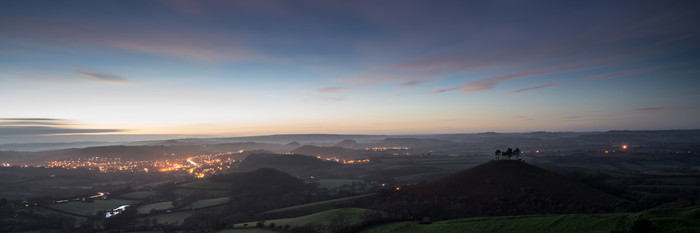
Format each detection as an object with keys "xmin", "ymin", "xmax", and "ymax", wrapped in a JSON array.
[
  {"xmin": 633, "ymin": 107, "xmax": 674, "ymax": 112},
  {"xmin": 507, "ymin": 65, "xmax": 667, "ymax": 94},
  {"xmin": 585, "ymin": 66, "xmax": 663, "ymax": 81},
  {"xmin": 315, "ymin": 85, "xmax": 359, "ymax": 94},
  {"xmin": 400, "ymin": 80, "xmax": 422, "ymax": 88},
  {"xmin": 509, "ymin": 82, "xmax": 570, "ymax": 94},
  {"xmin": 73, "ymin": 70, "xmax": 129, "ymax": 83},
  {"xmin": 1, "ymin": 16, "xmax": 259, "ymax": 62},
  {"xmin": 431, "ymin": 67, "xmax": 563, "ymax": 94}
]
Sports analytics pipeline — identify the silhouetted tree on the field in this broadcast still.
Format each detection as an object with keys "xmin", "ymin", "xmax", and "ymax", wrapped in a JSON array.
[
  {"xmin": 494, "ymin": 150, "xmax": 502, "ymax": 160},
  {"xmin": 513, "ymin": 148, "xmax": 521, "ymax": 160},
  {"xmin": 505, "ymin": 148, "xmax": 513, "ymax": 159}
]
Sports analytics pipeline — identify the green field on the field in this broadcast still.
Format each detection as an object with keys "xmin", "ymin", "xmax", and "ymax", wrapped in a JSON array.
[
  {"xmin": 137, "ymin": 201, "xmax": 175, "ymax": 214},
  {"xmin": 22, "ymin": 206, "xmax": 89, "ymax": 225},
  {"xmin": 173, "ymin": 188, "xmax": 229, "ymax": 197},
  {"xmin": 49, "ymin": 199, "xmax": 133, "ymax": 216},
  {"xmin": 235, "ymin": 208, "xmax": 378, "ymax": 229},
  {"xmin": 317, "ymin": 179, "xmax": 364, "ymax": 188},
  {"xmin": 121, "ymin": 191, "xmax": 158, "ymax": 199},
  {"xmin": 137, "ymin": 210, "xmax": 195, "ymax": 226},
  {"xmin": 263, "ymin": 193, "xmax": 374, "ymax": 215},
  {"xmin": 186, "ymin": 197, "xmax": 230, "ymax": 209},
  {"xmin": 360, "ymin": 206, "xmax": 700, "ymax": 233},
  {"xmin": 178, "ymin": 180, "xmax": 229, "ymax": 189}
]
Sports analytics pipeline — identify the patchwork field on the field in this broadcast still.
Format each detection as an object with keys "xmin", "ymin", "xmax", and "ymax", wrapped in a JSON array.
[
  {"xmin": 234, "ymin": 208, "xmax": 378, "ymax": 229},
  {"xmin": 178, "ymin": 180, "xmax": 230, "ymax": 189},
  {"xmin": 49, "ymin": 199, "xmax": 133, "ymax": 216},
  {"xmin": 121, "ymin": 191, "xmax": 158, "ymax": 199},
  {"xmin": 263, "ymin": 193, "xmax": 374, "ymax": 216},
  {"xmin": 187, "ymin": 197, "xmax": 230, "ymax": 209},
  {"xmin": 137, "ymin": 210, "xmax": 196, "ymax": 226},
  {"xmin": 137, "ymin": 201, "xmax": 175, "ymax": 214}
]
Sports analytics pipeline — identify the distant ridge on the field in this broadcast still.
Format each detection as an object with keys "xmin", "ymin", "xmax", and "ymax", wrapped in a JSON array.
[{"xmin": 377, "ymin": 160, "xmax": 623, "ymax": 219}]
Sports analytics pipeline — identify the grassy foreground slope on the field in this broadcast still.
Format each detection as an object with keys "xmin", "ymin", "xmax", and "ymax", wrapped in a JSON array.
[
  {"xmin": 262, "ymin": 194, "xmax": 374, "ymax": 217},
  {"xmin": 360, "ymin": 206, "xmax": 700, "ymax": 233},
  {"xmin": 214, "ymin": 229, "xmax": 278, "ymax": 233},
  {"xmin": 233, "ymin": 208, "xmax": 378, "ymax": 229}
]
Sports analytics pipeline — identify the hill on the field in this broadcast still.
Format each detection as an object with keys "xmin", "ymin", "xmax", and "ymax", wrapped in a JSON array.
[
  {"xmin": 171, "ymin": 168, "xmax": 332, "ymax": 228},
  {"xmin": 374, "ymin": 160, "xmax": 624, "ymax": 219},
  {"xmin": 236, "ymin": 153, "xmax": 339, "ymax": 176}
]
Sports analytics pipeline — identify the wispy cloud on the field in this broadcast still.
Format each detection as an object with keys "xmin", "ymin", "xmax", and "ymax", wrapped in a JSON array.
[
  {"xmin": 429, "ymin": 49, "xmax": 665, "ymax": 95},
  {"xmin": 340, "ymin": 72, "xmax": 430, "ymax": 84},
  {"xmin": 432, "ymin": 68, "xmax": 554, "ymax": 94},
  {"xmin": 2, "ymin": 118, "xmax": 63, "ymax": 126},
  {"xmin": 73, "ymin": 70, "xmax": 129, "ymax": 83},
  {"xmin": 315, "ymin": 85, "xmax": 358, "ymax": 94},
  {"xmin": 508, "ymin": 66, "xmax": 668, "ymax": 94},
  {"xmin": 584, "ymin": 66, "xmax": 663, "ymax": 81},
  {"xmin": 1, "ymin": 118, "xmax": 61, "ymax": 121},
  {"xmin": 400, "ymin": 81, "xmax": 422, "ymax": 88},
  {"xmin": 344, "ymin": 1, "xmax": 697, "ymax": 95},
  {"xmin": 0, "ymin": 118, "xmax": 124, "ymax": 136},
  {"xmin": 302, "ymin": 96, "xmax": 345, "ymax": 104},
  {"xmin": 510, "ymin": 82, "xmax": 570, "ymax": 94},
  {"xmin": 0, "ymin": 126, "xmax": 123, "ymax": 136},
  {"xmin": 0, "ymin": 118, "xmax": 68, "ymax": 126},
  {"xmin": 633, "ymin": 107, "xmax": 674, "ymax": 112},
  {"xmin": 1, "ymin": 16, "xmax": 259, "ymax": 63}
]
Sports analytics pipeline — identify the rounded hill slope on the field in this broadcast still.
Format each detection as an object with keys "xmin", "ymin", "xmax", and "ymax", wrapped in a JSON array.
[{"xmin": 379, "ymin": 160, "xmax": 624, "ymax": 219}]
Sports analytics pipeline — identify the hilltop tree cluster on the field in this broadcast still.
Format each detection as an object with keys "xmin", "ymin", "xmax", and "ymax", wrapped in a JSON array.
[{"xmin": 494, "ymin": 148, "xmax": 521, "ymax": 160}]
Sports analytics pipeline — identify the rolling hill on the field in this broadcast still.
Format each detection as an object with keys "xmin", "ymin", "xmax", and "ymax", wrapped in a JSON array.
[
  {"xmin": 236, "ymin": 153, "xmax": 339, "ymax": 176},
  {"xmin": 375, "ymin": 160, "xmax": 624, "ymax": 219}
]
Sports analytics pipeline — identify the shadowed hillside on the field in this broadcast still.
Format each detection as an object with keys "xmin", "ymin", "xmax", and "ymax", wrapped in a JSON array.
[
  {"xmin": 236, "ymin": 153, "xmax": 339, "ymax": 176},
  {"xmin": 374, "ymin": 160, "xmax": 625, "ymax": 219},
  {"xmin": 202, "ymin": 168, "xmax": 331, "ymax": 225}
]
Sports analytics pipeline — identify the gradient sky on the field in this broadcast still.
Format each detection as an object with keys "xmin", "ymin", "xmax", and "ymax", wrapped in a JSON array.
[{"xmin": 2, "ymin": 0, "xmax": 699, "ymax": 143}]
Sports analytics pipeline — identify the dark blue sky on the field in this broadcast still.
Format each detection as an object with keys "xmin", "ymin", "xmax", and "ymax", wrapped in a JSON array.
[{"xmin": 1, "ymin": 0, "xmax": 699, "ymax": 142}]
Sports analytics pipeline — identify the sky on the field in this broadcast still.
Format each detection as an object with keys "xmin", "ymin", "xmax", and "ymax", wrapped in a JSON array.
[{"xmin": 1, "ymin": 0, "xmax": 699, "ymax": 143}]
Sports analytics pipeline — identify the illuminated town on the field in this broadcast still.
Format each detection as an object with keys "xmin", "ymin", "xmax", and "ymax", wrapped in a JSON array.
[
  {"xmin": 35, "ymin": 151, "xmax": 246, "ymax": 178},
  {"xmin": 12, "ymin": 150, "xmax": 372, "ymax": 178}
]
